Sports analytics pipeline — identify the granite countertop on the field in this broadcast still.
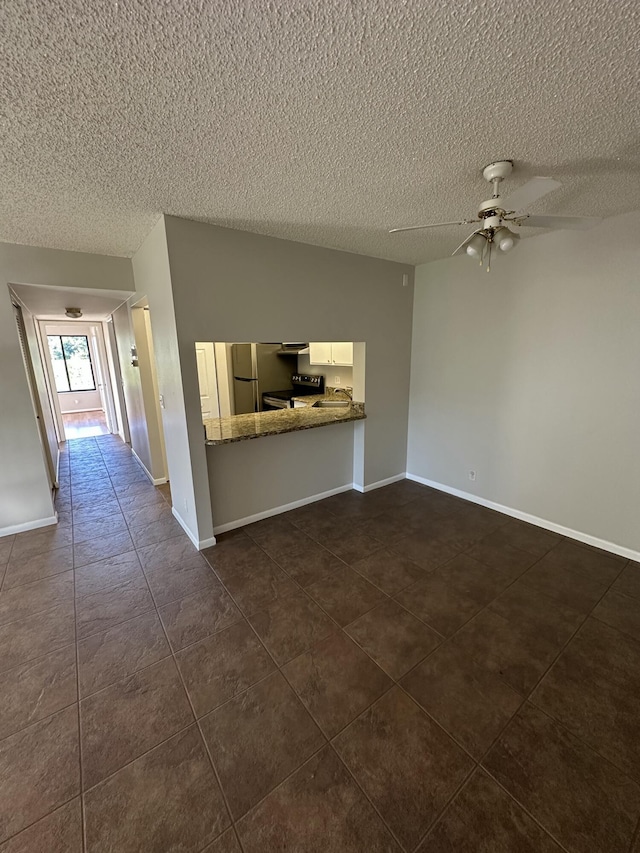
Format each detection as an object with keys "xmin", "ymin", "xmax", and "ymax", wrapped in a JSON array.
[{"xmin": 204, "ymin": 398, "xmax": 365, "ymax": 446}]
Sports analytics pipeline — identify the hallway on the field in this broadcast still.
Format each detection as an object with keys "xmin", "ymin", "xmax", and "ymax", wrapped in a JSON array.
[{"xmin": 0, "ymin": 436, "xmax": 639, "ymax": 851}]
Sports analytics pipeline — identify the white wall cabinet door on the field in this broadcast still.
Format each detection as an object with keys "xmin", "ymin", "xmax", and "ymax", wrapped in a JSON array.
[
  {"xmin": 331, "ymin": 342, "xmax": 353, "ymax": 366},
  {"xmin": 308, "ymin": 342, "xmax": 332, "ymax": 365},
  {"xmin": 309, "ymin": 342, "xmax": 353, "ymax": 366}
]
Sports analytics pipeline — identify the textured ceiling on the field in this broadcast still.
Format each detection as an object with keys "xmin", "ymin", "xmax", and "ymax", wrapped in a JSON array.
[{"xmin": 2, "ymin": 0, "xmax": 639, "ymax": 264}]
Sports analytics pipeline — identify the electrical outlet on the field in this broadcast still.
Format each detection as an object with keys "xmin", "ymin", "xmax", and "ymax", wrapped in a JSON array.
[
  {"xmin": 334, "ymin": 376, "xmax": 341, "ymax": 384},
  {"xmin": 468, "ymin": 470, "xmax": 476, "ymax": 481}
]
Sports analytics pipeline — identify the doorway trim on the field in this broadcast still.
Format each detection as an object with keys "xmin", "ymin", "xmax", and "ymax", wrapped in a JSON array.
[
  {"xmin": 38, "ymin": 320, "xmax": 120, "ymax": 442},
  {"xmin": 13, "ymin": 303, "xmax": 58, "ymax": 490}
]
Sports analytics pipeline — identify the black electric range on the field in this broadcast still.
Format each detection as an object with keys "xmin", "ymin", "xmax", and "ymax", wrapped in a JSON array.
[{"xmin": 262, "ymin": 374, "xmax": 325, "ymax": 410}]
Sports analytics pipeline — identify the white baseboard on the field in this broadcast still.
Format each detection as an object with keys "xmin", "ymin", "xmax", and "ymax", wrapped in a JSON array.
[
  {"xmin": 353, "ymin": 473, "xmax": 406, "ymax": 494},
  {"xmin": 171, "ymin": 506, "xmax": 216, "ymax": 550},
  {"xmin": 406, "ymin": 473, "xmax": 640, "ymax": 562},
  {"xmin": 131, "ymin": 450, "xmax": 168, "ymax": 486},
  {"xmin": 1, "ymin": 514, "xmax": 58, "ymax": 537},
  {"xmin": 60, "ymin": 407, "xmax": 103, "ymax": 414},
  {"xmin": 213, "ymin": 482, "xmax": 354, "ymax": 535}
]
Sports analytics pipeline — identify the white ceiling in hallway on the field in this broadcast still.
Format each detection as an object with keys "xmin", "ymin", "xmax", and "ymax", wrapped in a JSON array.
[
  {"xmin": 2, "ymin": 0, "xmax": 639, "ymax": 264},
  {"xmin": 11, "ymin": 283, "xmax": 132, "ymax": 321}
]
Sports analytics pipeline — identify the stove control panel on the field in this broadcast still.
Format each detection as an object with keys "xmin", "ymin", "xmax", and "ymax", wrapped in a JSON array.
[{"xmin": 292, "ymin": 374, "xmax": 323, "ymax": 387}]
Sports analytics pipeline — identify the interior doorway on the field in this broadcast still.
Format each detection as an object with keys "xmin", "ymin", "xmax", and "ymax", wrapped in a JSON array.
[{"xmin": 39, "ymin": 320, "xmax": 121, "ymax": 442}]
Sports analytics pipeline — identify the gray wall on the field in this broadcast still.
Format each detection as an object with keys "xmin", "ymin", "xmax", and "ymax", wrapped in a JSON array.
[
  {"xmin": 162, "ymin": 215, "xmax": 414, "ymax": 532},
  {"xmin": 209, "ymin": 423, "xmax": 355, "ymax": 530},
  {"xmin": 131, "ymin": 218, "xmax": 213, "ymax": 544},
  {"xmin": 407, "ymin": 211, "xmax": 640, "ymax": 554},
  {"xmin": 0, "ymin": 241, "xmax": 133, "ymax": 534}
]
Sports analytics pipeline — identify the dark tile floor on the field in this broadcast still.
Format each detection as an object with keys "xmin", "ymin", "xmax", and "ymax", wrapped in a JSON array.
[{"xmin": 0, "ymin": 435, "xmax": 639, "ymax": 852}]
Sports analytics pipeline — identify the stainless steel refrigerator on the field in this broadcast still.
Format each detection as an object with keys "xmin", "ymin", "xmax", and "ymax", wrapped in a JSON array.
[{"xmin": 231, "ymin": 343, "xmax": 294, "ymax": 414}]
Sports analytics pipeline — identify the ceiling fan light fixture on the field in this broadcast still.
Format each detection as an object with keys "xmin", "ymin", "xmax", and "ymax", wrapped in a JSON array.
[
  {"xmin": 466, "ymin": 232, "xmax": 487, "ymax": 260},
  {"xmin": 494, "ymin": 226, "xmax": 520, "ymax": 253}
]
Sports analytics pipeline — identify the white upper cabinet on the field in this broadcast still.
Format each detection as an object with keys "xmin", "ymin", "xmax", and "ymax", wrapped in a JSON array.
[
  {"xmin": 308, "ymin": 342, "xmax": 332, "ymax": 365},
  {"xmin": 308, "ymin": 342, "xmax": 353, "ymax": 366},
  {"xmin": 331, "ymin": 342, "xmax": 353, "ymax": 366}
]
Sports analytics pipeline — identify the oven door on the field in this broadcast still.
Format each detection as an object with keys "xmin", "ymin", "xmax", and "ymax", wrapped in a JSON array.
[{"xmin": 262, "ymin": 395, "xmax": 292, "ymax": 411}]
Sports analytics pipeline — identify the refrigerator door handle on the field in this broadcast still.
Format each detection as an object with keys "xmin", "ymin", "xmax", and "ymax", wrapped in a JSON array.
[{"xmin": 234, "ymin": 376, "xmax": 258, "ymax": 382}]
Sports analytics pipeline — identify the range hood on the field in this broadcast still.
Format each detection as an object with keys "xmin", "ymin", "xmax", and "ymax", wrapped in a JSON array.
[{"xmin": 277, "ymin": 343, "xmax": 309, "ymax": 354}]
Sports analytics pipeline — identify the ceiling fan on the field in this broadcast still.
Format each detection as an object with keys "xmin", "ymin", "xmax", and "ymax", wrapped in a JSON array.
[{"xmin": 389, "ymin": 160, "xmax": 600, "ymax": 271}]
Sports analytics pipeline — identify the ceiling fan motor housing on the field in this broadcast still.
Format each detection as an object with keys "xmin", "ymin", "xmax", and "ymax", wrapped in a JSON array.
[
  {"xmin": 478, "ymin": 198, "xmax": 504, "ymax": 231},
  {"xmin": 482, "ymin": 160, "xmax": 513, "ymax": 183}
]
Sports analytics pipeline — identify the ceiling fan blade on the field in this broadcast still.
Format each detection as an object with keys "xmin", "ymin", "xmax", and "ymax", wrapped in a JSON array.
[
  {"xmin": 516, "ymin": 214, "xmax": 601, "ymax": 231},
  {"xmin": 389, "ymin": 219, "xmax": 479, "ymax": 234},
  {"xmin": 452, "ymin": 230, "xmax": 481, "ymax": 256},
  {"xmin": 501, "ymin": 177, "xmax": 562, "ymax": 213}
]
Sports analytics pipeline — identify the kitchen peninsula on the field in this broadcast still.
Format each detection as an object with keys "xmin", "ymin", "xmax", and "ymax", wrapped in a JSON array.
[{"xmin": 204, "ymin": 394, "xmax": 365, "ymax": 445}]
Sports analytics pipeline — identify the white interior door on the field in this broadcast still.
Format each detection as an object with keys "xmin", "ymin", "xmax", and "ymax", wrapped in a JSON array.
[
  {"xmin": 14, "ymin": 304, "xmax": 57, "ymax": 489},
  {"xmin": 90, "ymin": 324, "xmax": 118, "ymax": 434},
  {"xmin": 195, "ymin": 342, "xmax": 220, "ymax": 419},
  {"xmin": 104, "ymin": 318, "xmax": 130, "ymax": 442},
  {"xmin": 88, "ymin": 328, "xmax": 108, "ymax": 414},
  {"xmin": 37, "ymin": 321, "xmax": 65, "ymax": 442}
]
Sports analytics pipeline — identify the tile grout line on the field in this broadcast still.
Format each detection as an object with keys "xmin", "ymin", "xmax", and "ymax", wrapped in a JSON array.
[
  {"xmin": 129, "ymin": 518, "xmax": 242, "ymax": 852},
  {"xmin": 69, "ymin": 436, "xmax": 94, "ymax": 853},
  {"xmin": 0, "ymin": 794, "xmax": 81, "ymax": 850},
  {"xmin": 629, "ymin": 812, "xmax": 640, "ymax": 853},
  {"xmin": 327, "ymin": 738, "xmax": 416, "ymax": 851},
  {"xmin": 479, "ymin": 768, "xmax": 575, "ymax": 853},
  {"xmin": 404, "ymin": 761, "xmax": 479, "ymax": 853},
  {"xmin": 78, "ymin": 723, "xmax": 199, "ymax": 796},
  {"xmin": 70, "ymin": 490, "xmax": 87, "ymax": 853}
]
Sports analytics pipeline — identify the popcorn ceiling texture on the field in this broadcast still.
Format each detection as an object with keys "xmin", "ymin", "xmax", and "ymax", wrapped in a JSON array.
[{"xmin": 1, "ymin": 0, "xmax": 639, "ymax": 264}]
